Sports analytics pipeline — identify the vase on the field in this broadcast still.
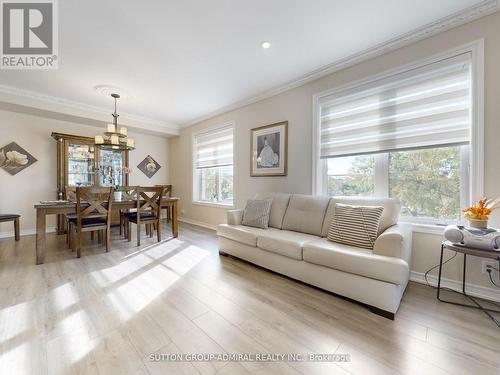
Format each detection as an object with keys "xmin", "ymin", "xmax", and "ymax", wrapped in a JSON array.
[
  {"xmin": 114, "ymin": 191, "xmax": 123, "ymax": 201},
  {"xmin": 468, "ymin": 219, "xmax": 488, "ymax": 229}
]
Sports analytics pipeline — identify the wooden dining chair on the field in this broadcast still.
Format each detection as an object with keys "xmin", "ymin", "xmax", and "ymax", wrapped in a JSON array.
[
  {"xmin": 119, "ymin": 186, "xmax": 139, "ymax": 238},
  {"xmin": 68, "ymin": 187, "xmax": 114, "ymax": 258},
  {"xmin": 156, "ymin": 184, "xmax": 173, "ymax": 222},
  {"xmin": 0, "ymin": 214, "xmax": 20, "ymax": 241},
  {"xmin": 124, "ymin": 186, "xmax": 164, "ymax": 246},
  {"xmin": 64, "ymin": 186, "xmax": 77, "ymax": 246}
]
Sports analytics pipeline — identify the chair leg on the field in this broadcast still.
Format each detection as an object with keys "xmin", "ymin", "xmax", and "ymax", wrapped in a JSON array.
[
  {"xmin": 14, "ymin": 218, "xmax": 20, "ymax": 241},
  {"xmin": 106, "ymin": 227, "xmax": 110, "ymax": 252},
  {"xmin": 76, "ymin": 228, "xmax": 82, "ymax": 258},
  {"xmin": 137, "ymin": 221, "xmax": 141, "ymax": 247},
  {"xmin": 157, "ymin": 219, "xmax": 161, "ymax": 242},
  {"xmin": 66, "ymin": 219, "xmax": 70, "ymax": 245},
  {"xmin": 68, "ymin": 222, "xmax": 73, "ymax": 250}
]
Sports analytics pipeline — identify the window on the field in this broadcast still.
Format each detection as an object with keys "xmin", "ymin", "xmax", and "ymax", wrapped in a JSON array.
[
  {"xmin": 314, "ymin": 47, "xmax": 483, "ymax": 225},
  {"xmin": 193, "ymin": 123, "xmax": 234, "ymax": 206}
]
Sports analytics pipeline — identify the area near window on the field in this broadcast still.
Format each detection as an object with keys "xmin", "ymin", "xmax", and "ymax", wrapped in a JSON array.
[
  {"xmin": 192, "ymin": 123, "xmax": 234, "ymax": 207},
  {"xmin": 314, "ymin": 44, "xmax": 484, "ymax": 226}
]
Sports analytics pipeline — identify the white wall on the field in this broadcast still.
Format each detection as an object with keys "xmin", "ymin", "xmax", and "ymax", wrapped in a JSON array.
[
  {"xmin": 0, "ymin": 108, "xmax": 170, "ymax": 236},
  {"xmin": 169, "ymin": 11, "xmax": 500, "ymax": 291}
]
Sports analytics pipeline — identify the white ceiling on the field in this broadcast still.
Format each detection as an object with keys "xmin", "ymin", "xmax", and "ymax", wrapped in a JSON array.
[{"xmin": 0, "ymin": 0, "xmax": 493, "ymax": 132}]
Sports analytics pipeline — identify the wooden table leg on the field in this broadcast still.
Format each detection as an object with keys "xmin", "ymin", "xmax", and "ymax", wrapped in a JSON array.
[
  {"xmin": 172, "ymin": 200, "xmax": 178, "ymax": 238},
  {"xmin": 36, "ymin": 208, "xmax": 46, "ymax": 265},
  {"xmin": 14, "ymin": 217, "xmax": 20, "ymax": 241}
]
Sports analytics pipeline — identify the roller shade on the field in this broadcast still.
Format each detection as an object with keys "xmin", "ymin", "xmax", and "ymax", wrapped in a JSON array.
[
  {"xmin": 194, "ymin": 125, "xmax": 234, "ymax": 169},
  {"xmin": 319, "ymin": 53, "xmax": 472, "ymax": 159}
]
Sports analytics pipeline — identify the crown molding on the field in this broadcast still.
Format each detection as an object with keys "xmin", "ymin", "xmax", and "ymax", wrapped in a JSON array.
[
  {"xmin": 181, "ymin": 0, "xmax": 499, "ymax": 128},
  {"xmin": 0, "ymin": 84, "xmax": 180, "ymax": 136}
]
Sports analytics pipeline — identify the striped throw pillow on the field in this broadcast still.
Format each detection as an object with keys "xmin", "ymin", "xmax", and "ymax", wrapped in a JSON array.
[
  {"xmin": 242, "ymin": 199, "xmax": 273, "ymax": 229},
  {"xmin": 327, "ymin": 203, "xmax": 384, "ymax": 249}
]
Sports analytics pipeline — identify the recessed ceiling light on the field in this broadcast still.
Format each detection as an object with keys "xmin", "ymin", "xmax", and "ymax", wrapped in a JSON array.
[{"xmin": 261, "ymin": 41, "xmax": 271, "ymax": 49}]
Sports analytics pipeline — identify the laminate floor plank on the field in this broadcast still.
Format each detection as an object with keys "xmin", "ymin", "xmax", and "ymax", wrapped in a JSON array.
[{"xmin": 0, "ymin": 222, "xmax": 498, "ymax": 375}]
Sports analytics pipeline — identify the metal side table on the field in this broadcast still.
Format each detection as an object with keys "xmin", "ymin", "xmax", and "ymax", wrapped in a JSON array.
[{"xmin": 438, "ymin": 240, "xmax": 500, "ymax": 325}]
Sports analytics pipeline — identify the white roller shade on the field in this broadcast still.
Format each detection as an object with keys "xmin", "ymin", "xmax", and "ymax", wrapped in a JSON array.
[
  {"xmin": 319, "ymin": 53, "xmax": 472, "ymax": 159},
  {"xmin": 194, "ymin": 125, "xmax": 234, "ymax": 169}
]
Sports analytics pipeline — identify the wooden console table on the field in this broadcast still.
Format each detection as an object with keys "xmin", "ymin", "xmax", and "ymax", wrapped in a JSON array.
[{"xmin": 34, "ymin": 197, "xmax": 179, "ymax": 264}]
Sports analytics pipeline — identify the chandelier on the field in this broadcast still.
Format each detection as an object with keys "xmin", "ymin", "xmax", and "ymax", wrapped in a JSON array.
[{"xmin": 94, "ymin": 93, "xmax": 135, "ymax": 150}]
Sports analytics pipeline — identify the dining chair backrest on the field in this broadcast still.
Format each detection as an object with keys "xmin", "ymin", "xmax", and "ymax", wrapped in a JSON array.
[
  {"xmin": 156, "ymin": 184, "xmax": 172, "ymax": 198},
  {"xmin": 135, "ymin": 186, "xmax": 164, "ymax": 217},
  {"xmin": 75, "ymin": 187, "xmax": 114, "ymax": 224},
  {"xmin": 65, "ymin": 186, "xmax": 77, "ymax": 202},
  {"xmin": 121, "ymin": 186, "xmax": 139, "ymax": 201}
]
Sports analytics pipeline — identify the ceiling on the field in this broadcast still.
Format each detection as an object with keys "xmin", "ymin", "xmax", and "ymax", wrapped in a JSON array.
[{"xmin": 0, "ymin": 0, "xmax": 495, "ymax": 134}]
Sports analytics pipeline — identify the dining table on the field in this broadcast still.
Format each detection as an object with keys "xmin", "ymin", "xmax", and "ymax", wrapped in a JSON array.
[{"xmin": 33, "ymin": 197, "xmax": 179, "ymax": 264}]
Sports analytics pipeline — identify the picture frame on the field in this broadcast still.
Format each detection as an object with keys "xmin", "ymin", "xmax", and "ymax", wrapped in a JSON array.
[
  {"xmin": 0, "ymin": 141, "xmax": 37, "ymax": 176},
  {"xmin": 250, "ymin": 121, "xmax": 288, "ymax": 177}
]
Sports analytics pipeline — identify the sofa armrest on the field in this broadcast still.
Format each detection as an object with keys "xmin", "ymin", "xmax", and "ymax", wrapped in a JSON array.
[
  {"xmin": 227, "ymin": 209, "xmax": 244, "ymax": 225},
  {"xmin": 373, "ymin": 224, "xmax": 412, "ymax": 263}
]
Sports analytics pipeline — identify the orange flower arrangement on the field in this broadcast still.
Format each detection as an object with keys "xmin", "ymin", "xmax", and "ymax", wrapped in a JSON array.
[{"xmin": 463, "ymin": 197, "xmax": 500, "ymax": 221}]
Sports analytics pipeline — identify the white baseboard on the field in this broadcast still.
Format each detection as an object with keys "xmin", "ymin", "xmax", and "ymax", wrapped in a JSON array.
[
  {"xmin": 178, "ymin": 217, "xmax": 217, "ymax": 231},
  {"xmin": 0, "ymin": 226, "xmax": 57, "ymax": 239},
  {"xmin": 410, "ymin": 271, "xmax": 500, "ymax": 303}
]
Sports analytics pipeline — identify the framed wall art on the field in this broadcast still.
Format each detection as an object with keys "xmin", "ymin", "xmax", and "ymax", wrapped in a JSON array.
[
  {"xmin": 250, "ymin": 121, "xmax": 287, "ymax": 177},
  {"xmin": 0, "ymin": 142, "xmax": 37, "ymax": 176}
]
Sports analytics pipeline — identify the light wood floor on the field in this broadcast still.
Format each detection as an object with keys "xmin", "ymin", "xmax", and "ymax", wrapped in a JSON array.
[{"xmin": 0, "ymin": 223, "xmax": 499, "ymax": 375}]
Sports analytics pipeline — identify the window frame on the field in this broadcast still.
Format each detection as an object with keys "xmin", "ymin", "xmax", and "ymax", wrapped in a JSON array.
[
  {"xmin": 312, "ymin": 40, "xmax": 484, "ymax": 232},
  {"xmin": 192, "ymin": 121, "xmax": 235, "ymax": 208}
]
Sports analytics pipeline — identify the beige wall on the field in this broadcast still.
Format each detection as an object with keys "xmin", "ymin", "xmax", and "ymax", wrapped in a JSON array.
[
  {"xmin": 0, "ymin": 109, "xmax": 170, "ymax": 235},
  {"xmin": 170, "ymin": 11, "xmax": 500, "ymax": 290}
]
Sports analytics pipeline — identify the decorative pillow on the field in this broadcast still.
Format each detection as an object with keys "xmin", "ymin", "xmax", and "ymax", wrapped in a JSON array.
[
  {"xmin": 242, "ymin": 199, "xmax": 273, "ymax": 229},
  {"xmin": 327, "ymin": 203, "xmax": 384, "ymax": 249}
]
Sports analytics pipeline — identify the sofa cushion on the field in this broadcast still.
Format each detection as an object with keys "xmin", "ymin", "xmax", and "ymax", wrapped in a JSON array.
[
  {"xmin": 327, "ymin": 204, "xmax": 384, "ymax": 250},
  {"xmin": 303, "ymin": 238, "xmax": 409, "ymax": 285},
  {"xmin": 254, "ymin": 192, "xmax": 291, "ymax": 229},
  {"xmin": 257, "ymin": 230, "xmax": 320, "ymax": 260},
  {"xmin": 242, "ymin": 199, "xmax": 272, "ymax": 229},
  {"xmin": 321, "ymin": 197, "xmax": 401, "ymax": 237},
  {"xmin": 216, "ymin": 224, "xmax": 267, "ymax": 247},
  {"xmin": 282, "ymin": 194, "xmax": 331, "ymax": 236}
]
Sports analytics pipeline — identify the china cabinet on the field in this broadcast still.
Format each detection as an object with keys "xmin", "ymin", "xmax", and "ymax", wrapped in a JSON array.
[{"xmin": 51, "ymin": 132, "xmax": 130, "ymax": 232}]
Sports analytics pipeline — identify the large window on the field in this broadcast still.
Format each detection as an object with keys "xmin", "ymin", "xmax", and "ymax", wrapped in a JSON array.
[
  {"xmin": 315, "ymin": 49, "xmax": 483, "ymax": 225},
  {"xmin": 193, "ymin": 123, "xmax": 234, "ymax": 206}
]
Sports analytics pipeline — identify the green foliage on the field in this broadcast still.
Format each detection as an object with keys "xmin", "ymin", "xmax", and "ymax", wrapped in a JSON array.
[
  {"xmin": 327, "ymin": 147, "xmax": 462, "ymax": 220},
  {"xmin": 389, "ymin": 147, "xmax": 460, "ymax": 220}
]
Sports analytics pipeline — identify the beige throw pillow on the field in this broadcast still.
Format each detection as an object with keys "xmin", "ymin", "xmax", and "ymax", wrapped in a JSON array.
[
  {"xmin": 242, "ymin": 199, "xmax": 273, "ymax": 229},
  {"xmin": 327, "ymin": 203, "xmax": 384, "ymax": 249}
]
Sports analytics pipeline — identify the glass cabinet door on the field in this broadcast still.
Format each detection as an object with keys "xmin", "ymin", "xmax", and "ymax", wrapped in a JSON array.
[
  {"xmin": 99, "ymin": 149, "xmax": 124, "ymax": 186},
  {"xmin": 67, "ymin": 144, "xmax": 95, "ymax": 186}
]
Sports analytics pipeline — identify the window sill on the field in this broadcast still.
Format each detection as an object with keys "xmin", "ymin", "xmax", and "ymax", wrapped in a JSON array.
[
  {"xmin": 192, "ymin": 201, "xmax": 234, "ymax": 209},
  {"xmin": 400, "ymin": 221, "xmax": 447, "ymax": 235}
]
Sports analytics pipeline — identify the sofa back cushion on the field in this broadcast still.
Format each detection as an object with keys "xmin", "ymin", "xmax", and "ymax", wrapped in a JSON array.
[
  {"xmin": 254, "ymin": 192, "xmax": 291, "ymax": 229},
  {"xmin": 321, "ymin": 196, "xmax": 401, "ymax": 237},
  {"xmin": 282, "ymin": 194, "xmax": 331, "ymax": 236}
]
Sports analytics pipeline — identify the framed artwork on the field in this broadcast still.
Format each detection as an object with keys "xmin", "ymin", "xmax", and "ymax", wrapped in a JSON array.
[
  {"xmin": 0, "ymin": 142, "xmax": 37, "ymax": 175},
  {"xmin": 137, "ymin": 155, "xmax": 161, "ymax": 178},
  {"xmin": 250, "ymin": 121, "xmax": 288, "ymax": 177}
]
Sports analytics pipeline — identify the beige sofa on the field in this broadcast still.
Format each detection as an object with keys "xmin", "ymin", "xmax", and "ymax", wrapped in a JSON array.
[{"xmin": 216, "ymin": 193, "xmax": 412, "ymax": 319}]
